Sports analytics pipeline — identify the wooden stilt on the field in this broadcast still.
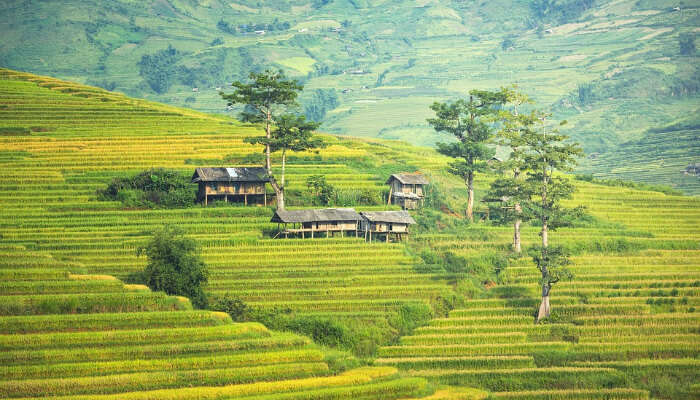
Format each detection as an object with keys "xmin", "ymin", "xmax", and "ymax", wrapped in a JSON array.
[
  {"xmin": 264, "ymin": 192, "xmax": 267, "ymax": 206},
  {"xmin": 244, "ymin": 194, "xmax": 247, "ymax": 206},
  {"xmin": 311, "ymin": 229, "xmax": 314, "ymax": 239},
  {"xmin": 369, "ymin": 230, "xmax": 372, "ymax": 243}
]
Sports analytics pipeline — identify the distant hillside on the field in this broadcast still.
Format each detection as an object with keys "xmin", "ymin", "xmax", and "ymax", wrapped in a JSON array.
[
  {"xmin": 579, "ymin": 117, "xmax": 700, "ymax": 195},
  {"xmin": 0, "ymin": 0, "xmax": 698, "ymax": 191}
]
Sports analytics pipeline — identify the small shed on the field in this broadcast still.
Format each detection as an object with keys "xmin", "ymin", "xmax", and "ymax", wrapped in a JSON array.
[
  {"xmin": 360, "ymin": 211, "xmax": 416, "ymax": 242},
  {"xmin": 271, "ymin": 208, "xmax": 361, "ymax": 238},
  {"xmin": 191, "ymin": 167, "xmax": 270, "ymax": 206},
  {"xmin": 386, "ymin": 173, "xmax": 429, "ymax": 209}
]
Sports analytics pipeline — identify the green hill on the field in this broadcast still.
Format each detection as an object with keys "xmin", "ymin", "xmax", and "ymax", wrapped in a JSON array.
[
  {"xmin": 0, "ymin": 69, "xmax": 698, "ymax": 399},
  {"xmin": 1, "ymin": 0, "xmax": 698, "ymax": 192}
]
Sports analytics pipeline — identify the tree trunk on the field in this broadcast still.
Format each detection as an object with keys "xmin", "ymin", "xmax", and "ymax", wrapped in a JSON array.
[
  {"xmin": 513, "ymin": 217, "xmax": 521, "ymax": 253},
  {"xmin": 541, "ymin": 221, "xmax": 548, "ymax": 247},
  {"xmin": 536, "ymin": 169, "xmax": 550, "ymax": 323},
  {"xmin": 466, "ymin": 172, "xmax": 474, "ymax": 222},
  {"xmin": 265, "ymin": 112, "xmax": 272, "ymax": 173},
  {"xmin": 513, "ymin": 167, "xmax": 521, "ymax": 253},
  {"xmin": 536, "ymin": 283, "xmax": 551, "ymax": 323},
  {"xmin": 269, "ymin": 176, "xmax": 284, "ymax": 210},
  {"xmin": 281, "ymin": 149, "xmax": 286, "ymax": 189}
]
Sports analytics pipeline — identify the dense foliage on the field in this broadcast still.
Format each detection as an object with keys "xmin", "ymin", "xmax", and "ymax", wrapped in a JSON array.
[
  {"xmin": 137, "ymin": 226, "xmax": 209, "ymax": 309},
  {"xmin": 138, "ymin": 45, "xmax": 183, "ymax": 94},
  {"xmin": 97, "ymin": 168, "xmax": 195, "ymax": 208}
]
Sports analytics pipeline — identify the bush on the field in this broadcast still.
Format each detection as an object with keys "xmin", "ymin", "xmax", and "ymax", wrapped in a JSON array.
[
  {"xmin": 284, "ymin": 316, "xmax": 353, "ymax": 349},
  {"xmin": 98, "ymin": 168, "xmax": 196, "ymax": 208},
  {"xmin": 212, "ymin": 294, "xmax": 250, "ymax": 321},
  {"xmin": 390, "ymin": 303, "xmax": 433, "ymax": 336},
  {"xmin": 137, "ymin": 226, "xmax": 209, "ymax": 308}
]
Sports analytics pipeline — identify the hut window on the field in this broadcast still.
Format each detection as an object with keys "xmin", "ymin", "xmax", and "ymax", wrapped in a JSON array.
[{"xmin": 211, "ymin": 183, "xmax": 218, "ymax": 191}]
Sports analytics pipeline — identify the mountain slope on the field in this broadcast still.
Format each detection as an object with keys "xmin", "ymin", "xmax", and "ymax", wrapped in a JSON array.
[
  {"xmin": 1, "ymin": 67, "xmax": 699, "ymax": 399},
  {"xmin": 0, "ymin": 0, "xmax": 698, "ymax": 193},
  {"xmin": 0, "ymin": 68, "xmax": 450, "ymax": 400}
]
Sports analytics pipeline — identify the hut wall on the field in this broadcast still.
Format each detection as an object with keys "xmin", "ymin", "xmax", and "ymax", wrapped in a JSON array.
[
  {"xmin": 403, "ymin": 198, "xmax": 418, "ymax": 210},
  {"xmin": 391, "ymin": 224, "xmax": 408, "ymax": 233},
  {"xmin": 391, "ymin": 180, "xmax": 403, "ymax": 194},
  {"xmin": 205, "ymin": 182, "xmax": 265, "ymax": 195}
]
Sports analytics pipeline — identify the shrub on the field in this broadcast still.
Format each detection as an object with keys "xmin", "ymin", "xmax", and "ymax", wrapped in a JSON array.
[
  {"xmin": 306, "ymin": 174, "xmax": 335, "ymax": 205},
  {"xmin": 390, "ymin": 303, "xmax": 433, "ymax": 336},
  {"xmin": 212, "ymin": 294, "xmax": 250, "ymax": 321},
  {"xmin": 284, "ymin": 316, "xmax": 353, "ymax": 349},
  {"xmin": 137, "ymin": 226, "xmax": 209, "ymax": 308},
  {"xmin": 97, "ymin": 168, "xmax": 195, "ymax": 208}
]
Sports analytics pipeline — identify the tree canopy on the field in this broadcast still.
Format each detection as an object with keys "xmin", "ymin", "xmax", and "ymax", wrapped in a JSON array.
[
  {"xmin": 428, "ymin": 89, "xmax": 511, "ymax": 221},
  {"xmin": 137, "ymin": 226, "xmax": 209, "ymax": 309}
]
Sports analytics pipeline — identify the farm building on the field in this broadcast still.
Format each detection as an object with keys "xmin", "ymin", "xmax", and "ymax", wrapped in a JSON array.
[
  {"xmin": 386, "ymin": 173, "xmax": 429, "ymax": 209},
  {"xmin": 271, "ymin": 208, "xmax": 361, "ymax": 238},
  {"xmin": 191, "ymin": 167, "xmax": 270, "ymax": 206},
  {"xmin": 360, "ymin": 211, "xmax": 416, "ymax": 242}
]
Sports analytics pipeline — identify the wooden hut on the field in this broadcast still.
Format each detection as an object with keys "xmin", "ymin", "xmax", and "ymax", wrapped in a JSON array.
[
  {"xmin": 386, "ymin": 173, "xmax": 429, "ymax": 209},
  {"xmin": 271, "ymin": 208, "xmax": 361, "ymax": 238},
  {"xmin": 191, "ymin": 167, "xmax": 270, "ymax": 206},
  {"xmin": 360, "ymin": 211, "xmax": 416, "ymax": 242}
]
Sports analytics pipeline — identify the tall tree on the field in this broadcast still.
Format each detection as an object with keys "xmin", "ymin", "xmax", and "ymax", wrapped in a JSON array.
[
  {"xmin": 221, "ymin": 70, "xmax": 303, "ymax": 208},
  {"xmin": 427, "ymin": 89, "xmax": 510, "ymax": 221},
  {"xmin": 487, "ymin": 88, "xmax": 534, "ymax": 253},
  {"xmin": 246, "ymin": 114, "xmax": 324, "ymax": 208},
  {"xmin": 520, "ymin": 114, "xmax": 584, "ymax": 323}
]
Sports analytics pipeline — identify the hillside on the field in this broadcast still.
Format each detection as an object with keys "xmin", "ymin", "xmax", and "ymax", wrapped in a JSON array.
[
  {"xmin": 1, "ymin": 69, "xmax": 699, "ymax": 399},
  {"xmin": 0, "ymin": 0, "xmax": 698, "ymax": 192},
  {"xmin": 0, "ymin": 68, "xmax": 445, "ymax": 400}
]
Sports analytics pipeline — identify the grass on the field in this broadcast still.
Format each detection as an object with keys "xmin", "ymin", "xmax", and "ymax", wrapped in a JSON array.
[
  {"xmin": 0, "ymin": 0, "xmax": 697, "ymax": 194},
  {"xmin": 0, "ymin": 68, "xmax": 698, "ymax": 399}
]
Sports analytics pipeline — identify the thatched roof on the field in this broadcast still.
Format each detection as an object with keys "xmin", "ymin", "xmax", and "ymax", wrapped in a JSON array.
[
  {"xmin": 361, "ymin": 211, "xmax": 416, "ymax": 225},
  {"xmin": 271, "ymin": 208, "xmax": 361, "ymax": 223},
  {"xmin": 191, "ymin": 167, "xmax": 269, "ymax": 183},
  {"xmin": 386, "ymin": 173, "xmax": 429, "ymax": 185}
]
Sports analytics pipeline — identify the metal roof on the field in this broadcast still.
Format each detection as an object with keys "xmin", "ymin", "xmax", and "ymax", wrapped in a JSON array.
[
  {"xmin": 386, "ymin": 173, "xmax": 429, "ymax": 185},
  {"xmin": 360, "ymin": 211, "xmax": 416, "ymax": 225},
  {"xmin": 271, "ymin": 208, "xmax": 361, "ymax": 223},
  {"xmin": 191, "ymin": 167, "xmax": 269, "ymax": 183}
]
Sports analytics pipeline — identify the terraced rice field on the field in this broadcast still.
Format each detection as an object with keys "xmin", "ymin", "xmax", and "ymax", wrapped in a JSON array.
[
  {"xmin": 1, "ymin": 68, "xmax": 698, "ymax": 399},
  {"xmin": 0, "ymin": 245, "xmax": 438, "ymax": 399},
  {"xmin": 378, "ymin": 185, "xmax": 700, "ymax": 399},
  {"xmin": 0, "ymin": 69, "xmax": 453, "ymax": 399}
]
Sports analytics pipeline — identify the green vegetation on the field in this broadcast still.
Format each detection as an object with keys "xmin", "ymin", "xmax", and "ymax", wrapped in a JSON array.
[
  {"xmin": 224, "ymin": 69, "xmax": 305, "ymax": 208},
  {"xmin": 97, "ymin": 168, "xmax": 195, "ymax": 208},
  {"xmin": 0, "ymin": 69, "xmax": 698, "ymax": 399},
  {"xmin": 0, "ymin": 0, "xmax": 697, "ymax": 193},
  {"xmin": 136, "ymin": 226, "xmax": 209, "ymax": 309}
]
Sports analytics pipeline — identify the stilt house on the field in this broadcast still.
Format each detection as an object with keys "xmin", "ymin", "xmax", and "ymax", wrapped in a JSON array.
[
  {"xmin": 360, "ymin": 211, "xmax": 416, "ymax": 242},
  {"xmin": 271, "ymin": 208, "xmax": 361, "ymax": 238},
  {"xmin": 191, "ymin": 167, "xmax": 270, "ymax": 206},
  {"xmin": 386, "ymin": 173, "xmax": 429, "ymax": 209}
]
